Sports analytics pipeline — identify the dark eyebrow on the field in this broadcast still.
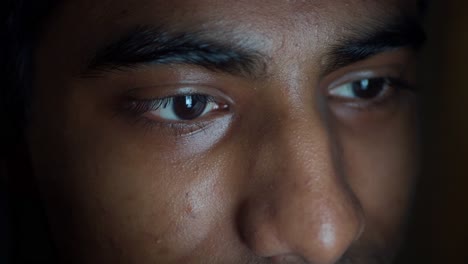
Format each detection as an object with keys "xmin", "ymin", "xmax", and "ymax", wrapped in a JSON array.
[
  {"xmin": 81, "ymin": 25, "xmax": 267, "ymax": 78},
  {"xmin": 324, "ymin": 16, "xmax": 426, "ymax": 75}
]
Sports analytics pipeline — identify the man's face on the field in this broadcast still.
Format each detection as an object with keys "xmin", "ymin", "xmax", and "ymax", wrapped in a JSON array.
[{"xmin": 29, "ymin": 0, "xmax": 421, "ymax": 263}]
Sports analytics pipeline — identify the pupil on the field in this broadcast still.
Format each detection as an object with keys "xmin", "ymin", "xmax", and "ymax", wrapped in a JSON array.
[
  {"xmin": 173, "ymin": 95, "xmax": 207, "ymax": 120},
  {"xmin": 352, "ymin": 78, "xmax": 385, "ymax": 99}
]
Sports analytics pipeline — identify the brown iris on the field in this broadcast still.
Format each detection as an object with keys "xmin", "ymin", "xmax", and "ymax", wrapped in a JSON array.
[
  {"xmin": 352, "ymin": 78, "xmax": 386, "ymax": 99},
  {"xmin": 172, "ymin": 95, "xmax": 208, "ymax": 120}
]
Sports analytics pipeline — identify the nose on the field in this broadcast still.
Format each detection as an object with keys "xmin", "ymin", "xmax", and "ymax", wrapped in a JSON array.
[{"xmin": 239, "ymin": 114, "xmax": 364, "ymax": 264}]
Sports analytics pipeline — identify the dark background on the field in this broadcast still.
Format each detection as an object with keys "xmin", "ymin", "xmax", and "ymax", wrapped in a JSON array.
[{"xmin": 396, "ymin": 1, "xmax": 468, "ymax": 263}]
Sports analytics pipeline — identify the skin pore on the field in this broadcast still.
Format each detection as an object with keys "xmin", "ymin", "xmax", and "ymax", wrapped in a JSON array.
[{"xmin": 28, "ymin": 0, "xmax": 422, "ymax": 263}]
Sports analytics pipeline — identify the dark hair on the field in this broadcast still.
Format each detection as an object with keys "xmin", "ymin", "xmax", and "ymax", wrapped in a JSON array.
[
  {"xmin": 3, "ymin": 2, "xmax": 60, "ymax": 263},
  {"xmin": 3, "ymin": 0, "xmax": 59, "ymax": 153}
]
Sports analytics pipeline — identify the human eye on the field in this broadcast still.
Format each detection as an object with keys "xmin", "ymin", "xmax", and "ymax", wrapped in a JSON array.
[
  {"xmin": 129, "ymin": 94, "xmax": 228, "ymax": 122},
  {"xmin": 328, "ymin": 77, "xmax": 413, "ymax": 108},
  {"xmin": 122, "ymin": 91, "xmax": 231, "ymax": 135},
  {"xmin": 128, "ymin": 94, "xmax": 229, "ymax": 123}
]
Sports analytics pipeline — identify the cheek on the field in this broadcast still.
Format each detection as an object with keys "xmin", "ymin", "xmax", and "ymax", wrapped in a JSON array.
[
  {"xmin": 339, "ymin": 107, "xmax": 418, "ymax": 243},
  {"xmin": 29, "ymin": 73, "xmax": 252, "ymax": 261},
  {"xmin": 29, "ymin": 98, "xmax": 237, "ymax": 262},
  {"xmin": 69, "ymin": 136, "xmax": 231, "ymax": 259},
  {"xmin": 36, "ymin": 138, "xmax": 232, "ymax": 262}
]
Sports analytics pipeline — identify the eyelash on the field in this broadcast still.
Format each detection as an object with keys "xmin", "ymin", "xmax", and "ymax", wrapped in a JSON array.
[
  {"xmin": 384, "ymin": 77, "xmax": 414, "ymax": 91},
  {"xmin": 124, "ymin": 94, "xmax": 218, "ymax": 115},
  {"xmin": 375, "ymin": 77, "xmax": 415, "ymax": 100},
  {"xmin": 122, "ymin": 94, "xmax": 220, "ymax": 135},
  {"xmin": 329, "ymin": 76, "xmax": 416, "ymax": 110},
  {"xmin": 119, "ymin": 75, "xmax": 414, "ymax": 135}
]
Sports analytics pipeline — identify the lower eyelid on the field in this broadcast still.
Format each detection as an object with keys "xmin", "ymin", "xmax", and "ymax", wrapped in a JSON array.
[
  {"xmin": 333, "ymin": 87, "xmax": 402, "ymax": 112},
  {"xmin": 113, "ymin": 86, "xmax": 236, "ymax": 139},
  {"xmin": 124, "ymin": 100, "xmax": 231, "ymax": 137},
  {"xmin": 138, "ymin": 117, "xmax": 202, "ymax": 136}
]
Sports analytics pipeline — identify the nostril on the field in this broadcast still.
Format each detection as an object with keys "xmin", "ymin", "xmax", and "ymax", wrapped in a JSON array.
[
  {"xmin": 270, "ymin": 254, "xmax": 307, "ymax": 263},
  {"xmin": 237, "ymin": 199, "xmax": 293, "ymax": 258}
]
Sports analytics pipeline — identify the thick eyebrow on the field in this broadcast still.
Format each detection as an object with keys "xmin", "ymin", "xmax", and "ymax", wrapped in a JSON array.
[
  {"xmin": 81, "ymin": 25, "xmax": 267, "ymax": 78},
  {"xmin": 83, "ymin": 16, "xmax": 425, "ymax": 79},
  {"xmin": 323, "ymin": 16, "xmax": 426, "ymax": 75}
]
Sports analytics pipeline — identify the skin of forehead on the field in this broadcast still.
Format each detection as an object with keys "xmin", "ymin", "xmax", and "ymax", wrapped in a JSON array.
[{"xmin": 38, "ymin": 0, "xmax": 418, "ymax": 79}]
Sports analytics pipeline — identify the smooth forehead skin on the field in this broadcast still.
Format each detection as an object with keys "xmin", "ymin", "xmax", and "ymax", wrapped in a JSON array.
[
  {"xmin": 30, "ymin": 0, "xmax": 420, "ymax": 263},
  {"xmin": 38, "ymin": 0, "xmax": 417, "ymax": 77}
]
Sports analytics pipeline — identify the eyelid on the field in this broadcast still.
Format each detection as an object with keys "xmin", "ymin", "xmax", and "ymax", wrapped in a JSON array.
[
  {"xmin": 123, "ymin": 84, "xmax": 234, "ymax": 104},
  {"xmin": 329, "ymin": 77, "xmax": 412, "ymax": 95},
  {"xmin": 320, "ymin": 64, "xmax": 415, "ymax": 94},
  {"xmin": 126, "ymin": 93, "xmax": 215, "ymax": 111},
  {"xmin": 120, "ymin": 92, "xmax": 232, "ymax": 137},
  {"xmin": 119, "ymin": 84, "xmax": 235, "ymax": 127},
  {"xmin": 329, "ymin": 68, "xmax": 403, "ymax": 88}
]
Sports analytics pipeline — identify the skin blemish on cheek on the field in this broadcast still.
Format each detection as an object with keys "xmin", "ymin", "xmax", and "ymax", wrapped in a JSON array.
[
  {"xmin": 185, "ymin": 192, "xmax": 197, "ymax": 219},
  {"xmin": 148, "ymin": 173, "xmax": 224, "ymax": 258},
  {"xmin": 143, "ymin": 231, "xmax": 172, "ymax": 257}
]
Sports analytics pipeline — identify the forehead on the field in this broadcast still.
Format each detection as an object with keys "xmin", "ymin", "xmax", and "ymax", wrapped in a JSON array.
[
  {"xmin": 46, "ymin": 0, "xmax": 415, "ymax": 42},
  {"xmin": 65, "ymin": 0, "xmax": 404, "ymax": 20},
  {"xmin": 38, "ymin": 0, "xmax": 417, "ymax": 78},
  {"xmin": 60, "ymin": 0, "xmax": 409, "ymax": 17},
  {"xmin": 53, "ymin": 0, "xmax": 416, "ymax": 31}
]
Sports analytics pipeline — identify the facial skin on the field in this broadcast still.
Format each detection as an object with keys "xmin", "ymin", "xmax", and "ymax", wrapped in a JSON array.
[{"xmin": 28, "ymin": 0, "xmax": 422, "ymax": 263}]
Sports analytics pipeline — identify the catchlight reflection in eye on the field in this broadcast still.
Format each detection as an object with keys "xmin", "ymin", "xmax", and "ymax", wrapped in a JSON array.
[
  {"xmin": 330, "ymin": 78, "xmax": 390, "ymax": 100},
  {"xmin": 146, "ymin": 94, "xmax": 228, "ymax": 121}
]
